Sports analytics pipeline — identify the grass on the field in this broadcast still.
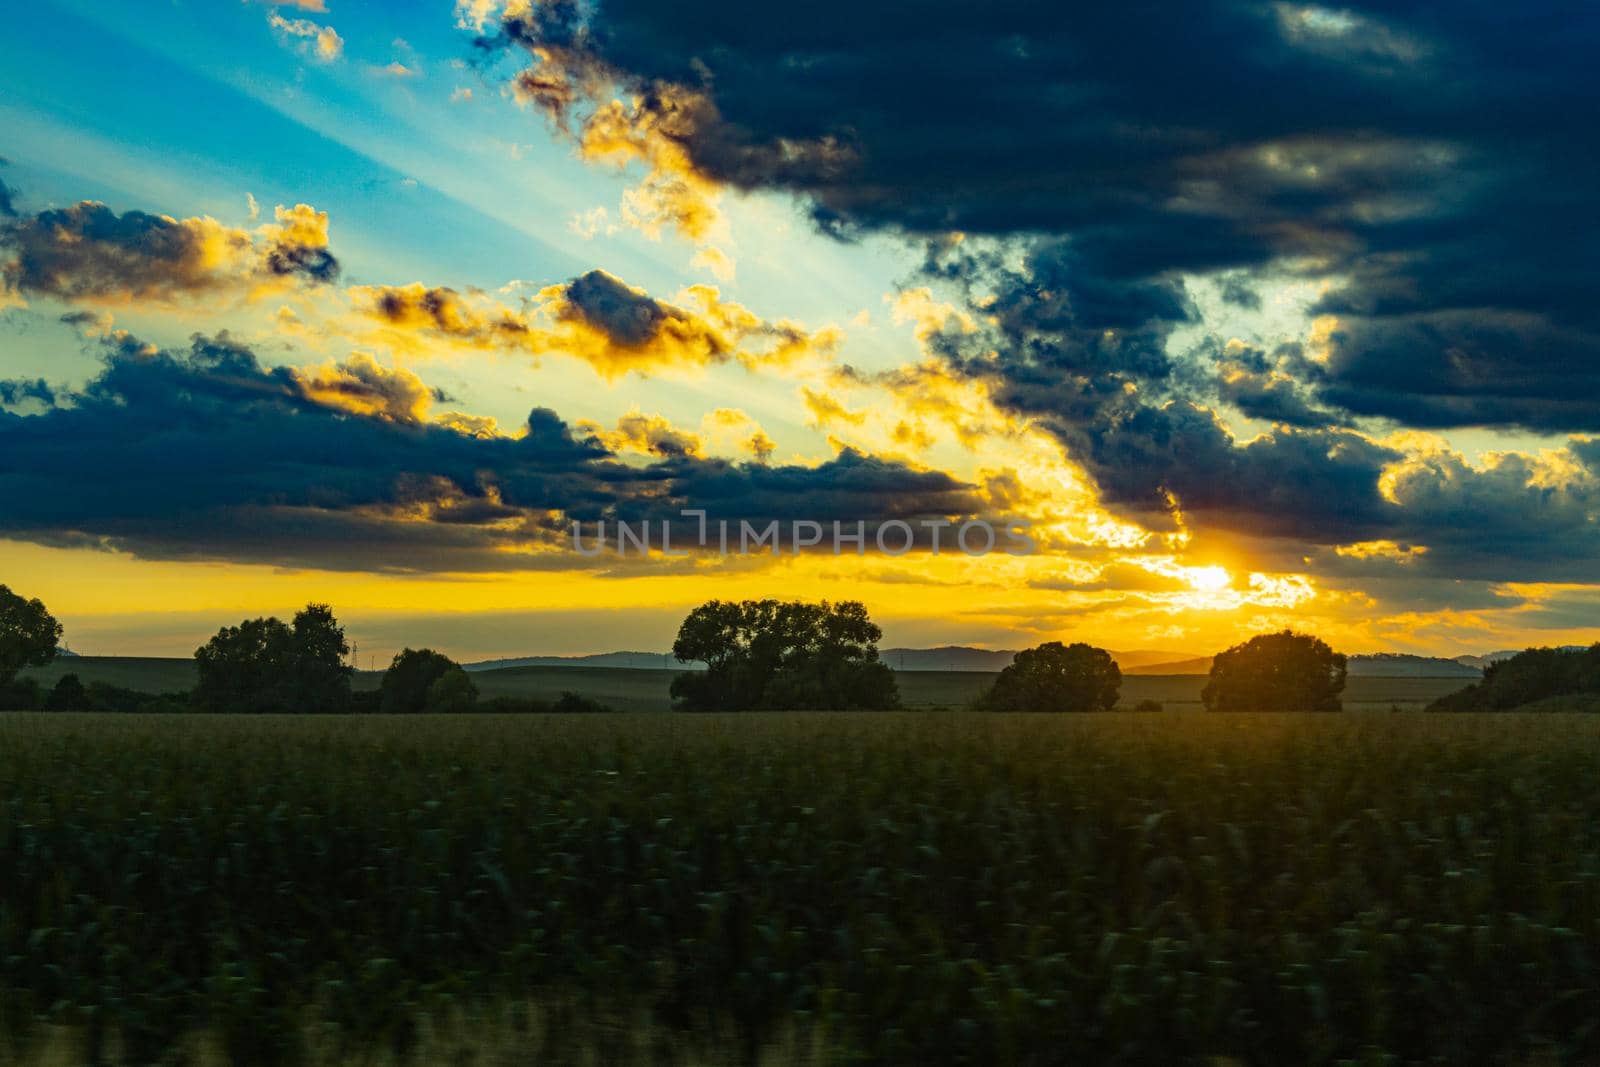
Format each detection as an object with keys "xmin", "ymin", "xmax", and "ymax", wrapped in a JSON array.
[
  {"xmin": 21, "ymin": 656, "xmax": 199, "ymax": 693},
  {"xmin": 2, "ymin": 710, "xmax": 1599, "ymax": 1065}
]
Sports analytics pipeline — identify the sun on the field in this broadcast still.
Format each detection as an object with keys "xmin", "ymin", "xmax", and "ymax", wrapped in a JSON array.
[{"xmin": 1186, "ymin": 565, "xmax": 1233, "ymax": 593}]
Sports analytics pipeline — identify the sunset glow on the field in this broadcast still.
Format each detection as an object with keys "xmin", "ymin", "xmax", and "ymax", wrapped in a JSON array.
[{"xmin": 2, "ymin": 0, "xmax": 1598, "ymax": 662}]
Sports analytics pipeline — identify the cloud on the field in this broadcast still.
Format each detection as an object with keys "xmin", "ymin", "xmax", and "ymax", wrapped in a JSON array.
[
  {"xmin": 703, "ymin": 408, "xmax": 777, "ymax": 463},
  {"xmin": 0, "ymin": 378, "xmax": 53, "ymax": 408},
  {"xmin": 475, "ymin": 0, "xmax": 1600, "ymax": 435},
  {"xmin": 0, "ymin": 332, "xmax": 988, "ymax": 571},
  {"xmin": 485, "ymin": 19, "xmax": 736, "ymax": 271},
  {"xmin": 293, "ymin": 352, "xmax": 438, "ymax": 424},
  {"xmin": 268, "ymin": 11, "xmax": 344, "ymax": 61},
  {"xmin": 353, "ymin": 270, "xmax": 839, "ymax": 377},
  {"xmin": 1, "ymin": 200, "xmax": 338, "ymax": 305},
  {"xmin": 578, "ymin": 411, "xmax": 704, "ymax": 458}
]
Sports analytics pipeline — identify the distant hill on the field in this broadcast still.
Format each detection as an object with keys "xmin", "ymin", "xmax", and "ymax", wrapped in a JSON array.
[
  {"xmin": 1454, "ymin": 646, "xmax": 1591, "ymax": 671},
  {"xmin": 871, "ymin": 647, "xmax": 1202, "ymax": 672},
  {"xmin": 467, "ymin": 646, "xmax": 1202, "ymax": 673},
  {"xmin": 464, "ymin": 651, "xmax": 684, "ymax": 672},
  {"xmin": 1352, "ymin": 653, "xmax": 1481, "ymax": 677},
  {"xmin": 1126, "ymin": 652, "xmax": 1484, "ymax": 678},
  {"xmin": 880, "ymin": 647, "xmax": 1013, "ymax": 671},
  {"xmin": 1125, "ymin": 657, "xmax": 1213, "ymax": 675},
  {"xmin": 1454, "ymin": 650, "xmax": 1523, "ymax": 670}
]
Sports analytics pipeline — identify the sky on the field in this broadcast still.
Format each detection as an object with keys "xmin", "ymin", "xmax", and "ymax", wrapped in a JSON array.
[{"xmin": 2, "ymin": 0, "xmax": 1598, "ymax": 662}]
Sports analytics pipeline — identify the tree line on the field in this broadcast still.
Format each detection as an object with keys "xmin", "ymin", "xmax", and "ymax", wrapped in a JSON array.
[
  {"xmin": 0, "ymin": 585, "xmax": 609, "ymax": 715},
  {"xmin": 0, "ymin": 580, "xmax": 1447, "ymax": 714}
]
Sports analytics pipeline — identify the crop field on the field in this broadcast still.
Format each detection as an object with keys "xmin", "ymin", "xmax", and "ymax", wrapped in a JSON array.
[{"xmin": 3, "ymin": 711, "xmax": 1599, "ymax": 1065}]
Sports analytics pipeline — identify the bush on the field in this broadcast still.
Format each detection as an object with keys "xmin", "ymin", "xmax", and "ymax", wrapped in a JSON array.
[
  {"xmin": 84, "ymin": 682, "xmax": 193, "ymax": 714},
  {"xmin": 348, "ymin": 689, "xmax": 383, "ymax": 714},
  {"xmin": 380, "ymin": 649, "xmax": 471, "ymax": 714},
  {"xmin": 552, "ymin": 691, "xmax": 613, "ymax": 714},
  {"xmin": 424, "ymin": 667, "xmax": 478, "ymax": 714},
  {"xmin": 45, "ymin": 674, "xmax": 92, "ymax": 711},
  {"xmin": 0, "ymin": 678, "xmax": 43, "ymax": 710}
]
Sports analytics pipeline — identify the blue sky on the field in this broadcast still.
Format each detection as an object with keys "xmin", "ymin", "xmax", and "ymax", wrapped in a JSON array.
[{"xmin": 3, "ymin": 0, "xmax": 1599, "ymax": 660}]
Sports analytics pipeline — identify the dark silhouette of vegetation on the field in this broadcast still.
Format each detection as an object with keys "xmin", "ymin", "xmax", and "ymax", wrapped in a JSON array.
[
  {"xmin": 1202, "ymin": 630, "xmax": 1347, "ymax": 712},
  {"xmin": 380, "ymin": 648, "xmax": 478, "ymax": 714},
  {"xmin": 0, "ymin": 584, "xmax": 61, "ymax": 688},
  {"xmin": 9, "ymin": 713, "xmax": 1600, "ymax": 1064},
  {"xmin": 980, "ymin": 641, "xmax": 1121, "ymax": 712},
  {"xmin": 552, "ymin": 691, "xmax": 613, "ymax": 713},
  {"xmin": 193, "ymin": 604, "xmax": 352, "ymax": 713},
  {"xmin": 85, "ymin": 682, "xmax": 191, "ymax": 714},
  {"xmin": 1132, "ymin": 699, "xmax": 1164, "ymax": 713},
  {"xmin": 0, "ymin": 677, "xmax": 43, "ymax": 710},
  {"xmin": 1428, "ymin": 644, "xmax": 1600, "ymax": 712},
  {"xmin": 670, "ymin": 599, "xmax": 900, "ymax": 711},
  {"xmin": 45, "ymin": 673, "xmax": 91, "ymax": 711}
]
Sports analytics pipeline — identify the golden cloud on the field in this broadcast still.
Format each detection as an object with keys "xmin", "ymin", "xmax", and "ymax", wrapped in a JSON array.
[{"xmin": 351, "ymin": 270, "xmax": 840, "ymax": 379}]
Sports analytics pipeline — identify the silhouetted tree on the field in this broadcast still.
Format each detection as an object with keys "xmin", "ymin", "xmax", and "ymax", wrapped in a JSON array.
[
  {"xmin": 669, "ymin": 599, "xmax": 899, "ymax": 711},
  {"xmin": 982, "ymin": 641, "xmax": 1121, "ymax": 711},
  {"xmin": 193, "ymin": 604, "xmax": 352, "ymax": 713},
  {"xmin": 288, "ymin": 604, "xmax": 352, "ymax": 713},
  {"xmin": 194, "ymin": 617, "xmax": 295, "ymax": 713},
  {"xmin": 1428, "ymin": 643, "xmax": 1600, "ymax": 712},
  {"xmin": 425, "ymin": 665, "xmax": 478, "ymax": 714},
  {"xmin": 381, "ymin": 648, "xmax": 475, "ymax": 714},
  {"xmin": 1202, "ymin": 630, "xmax": 1347, "ymax": 712},
  {"xmin": 0, "ymin": 584, "xmax": 61, "ymax": 688},
  {"xmin": 46, "ymin": 673, "xmax": 91, "ymax": 711}
]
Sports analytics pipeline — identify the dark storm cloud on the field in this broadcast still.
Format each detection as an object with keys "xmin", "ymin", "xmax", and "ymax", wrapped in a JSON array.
[
  {"xmin": 1, "ymin": 201, "xmax": 338, "ymax": 303},
  {"xmin": 486, "ymin": 0, "xmax": 1600, "ymax": 438},
  {"xmin": 1214, "ymin": 342, "xmax": 1339, "ymax": 429},
  {"xmin": 0, "ymin": 333, "xmax": 984, "ymax": 571},
  {"xmin": 560, "ymin": 269, "xmax": 705, "ymax": 349},
  {"xmin": 0, "ymin": 378, "xmax": 53, "ymax": 407},
  {"xmin": 1315, "ymin": 313, "xmax": 1600, "ymax": 432},
  {"xmin": 1045, "ymin": 398, "xmax": 1402, "ymax": 543}
]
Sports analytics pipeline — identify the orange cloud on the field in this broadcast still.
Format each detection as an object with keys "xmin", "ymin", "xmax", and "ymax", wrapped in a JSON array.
[{"xmin": 351, "ymin": 270, "xmax": 840, "ymax": 379}]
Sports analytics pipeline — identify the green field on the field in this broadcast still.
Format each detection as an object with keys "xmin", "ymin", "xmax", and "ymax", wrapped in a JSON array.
[
  {"xmin": 22, "ymin": 658, "xmax": 1474, "ymax": 711},
  {"xmin": 22, "ymin": 655, "xmax": 200, "ymax": 694},
  {"xmin": 3, "ymin": 710, "xmax": 1599, "ymax": 1065}
]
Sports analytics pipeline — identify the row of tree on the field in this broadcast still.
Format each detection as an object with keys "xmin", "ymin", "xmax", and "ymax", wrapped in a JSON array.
[
  {"xmin": 2, "ymin": 582, "xmax": 1352, "ymax": 713},
  {"xmin": 664, "ymin": 599, "xmax": 1349, "ymax": 713}
]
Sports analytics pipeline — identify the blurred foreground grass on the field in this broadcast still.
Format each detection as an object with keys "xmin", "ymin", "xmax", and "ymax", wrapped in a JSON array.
[{"xmin": 2, "ymin": 711, "xmax": 1598, "ymax": 1065}]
